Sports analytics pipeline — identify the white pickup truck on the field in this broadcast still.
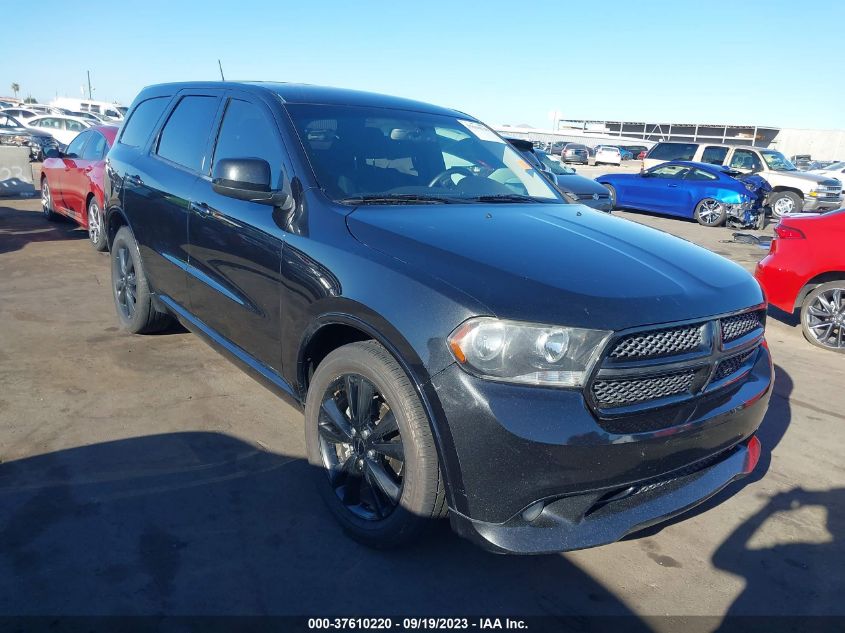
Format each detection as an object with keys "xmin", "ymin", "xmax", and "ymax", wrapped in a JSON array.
[{"xmin": 643, "ymin": 142, "xmax": 843, "ymax": 218}]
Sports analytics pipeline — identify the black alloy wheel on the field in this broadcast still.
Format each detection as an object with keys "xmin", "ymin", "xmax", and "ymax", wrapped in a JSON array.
[{"xmin": 317, "ymin": 373, "xmax": 405, "ymax": 520}]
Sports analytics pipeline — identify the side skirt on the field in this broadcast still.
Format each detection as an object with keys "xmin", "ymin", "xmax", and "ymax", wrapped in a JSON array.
[{"xmin": 156, "ymin": 294, "xmax": 302, "ymax": 410}]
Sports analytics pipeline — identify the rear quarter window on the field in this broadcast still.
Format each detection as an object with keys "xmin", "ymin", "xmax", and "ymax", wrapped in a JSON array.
[
  {"xmin": 647, "ymin": 142, "xmax": 698, "ymax": 161},
  {"xmin": 119, "ymin": 97, "xmax": 170, "ymax": 148}
]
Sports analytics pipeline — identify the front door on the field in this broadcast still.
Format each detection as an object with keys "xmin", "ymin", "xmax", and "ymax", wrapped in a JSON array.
[
  {"xmin": 55, "ymin": 131, "xmax": 92, "ymax": 215},
  {"xmin": 187, "ymin": 93, "xmax": 288, "ymax": 371},
  {"xmin": 640, "ymin": 164, "xmax": 691, "ymax": 215}
]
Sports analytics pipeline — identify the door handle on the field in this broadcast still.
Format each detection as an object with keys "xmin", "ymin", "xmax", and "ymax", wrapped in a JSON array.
[
  {"xmin": 668, "ymin": 183, "xmax": 679, "ymax": 188},
  {"xmin": 190, "ymin": 201, "xmax": 211, "ymax": 218},
  {"xmin": 126, "ymin": 174, "xmax": 143, "ymax": 186}
]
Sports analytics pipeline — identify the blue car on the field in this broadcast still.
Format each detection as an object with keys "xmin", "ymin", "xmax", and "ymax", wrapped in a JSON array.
[{"xmin": 597, "ymin": 161, "xmax": 766, "ymax": 227}]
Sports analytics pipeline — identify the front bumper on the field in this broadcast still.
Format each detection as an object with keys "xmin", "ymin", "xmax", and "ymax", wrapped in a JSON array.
[
  {"xmin": 432, "ymin": 343, "xmax": 772, "ymax": 554},
  {"xmin": 802, "ymin": 196, "xmax": 841, "ymax": 212}
]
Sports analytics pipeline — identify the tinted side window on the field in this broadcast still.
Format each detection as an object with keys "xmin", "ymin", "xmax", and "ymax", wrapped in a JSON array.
[
  {"xmin": 701, "ymin": 146, "xmax": 729, "ymax": 165},
  {"xmin": 156, "ymin": 96, "xmax": 219, "ymax": 173},
  {"xmin": 647, "ymin": 142, "xmax": 698, "ymax": 161},
  {"xmin": 65, "ymin": 131, "xmax": 90, "ymax": 158},
  {"xmin": 81, "ymin": 132, "xmax": 107, "ymax": 160},
  {"xmin": 212, "ymin": 99, "xmax": 283, "ymax": 187},
  {"xmin": 119, "ymin": 97, "xmax": 169, "ymax": 147}
]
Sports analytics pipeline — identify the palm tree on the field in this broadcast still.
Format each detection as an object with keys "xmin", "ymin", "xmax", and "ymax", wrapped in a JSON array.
[{"xmin": 11, "ymin": 83, "xmax": 19, "ymax": 99}]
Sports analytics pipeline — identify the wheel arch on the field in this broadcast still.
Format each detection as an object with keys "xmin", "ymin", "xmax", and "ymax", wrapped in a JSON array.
[
  {"xmin": 297, "ymin": 309, "xmax": 464, "ymax": 511},
  {"xmin": 771, "ymin": 185, "xmax": 804, "ymax": 200},
  {"xmin": 105, "ymin": 206, "xmax": 130, "ymax": 250},
  {"xmin": 795, "ymin": 271, "xmax": 845, "ymax": 310}
]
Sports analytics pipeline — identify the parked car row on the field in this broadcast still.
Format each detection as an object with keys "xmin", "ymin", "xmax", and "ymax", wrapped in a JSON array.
[
  {"xmin": 0, "ymin": 112, "xmax": 61, "ymax": 160},
  {"xmin": 643, "ymin": 142, "xmax": 843, "ymax": 218},
  {"xmin": 36, "ymin": 81, "xmax": 777, "ymax": 555}
]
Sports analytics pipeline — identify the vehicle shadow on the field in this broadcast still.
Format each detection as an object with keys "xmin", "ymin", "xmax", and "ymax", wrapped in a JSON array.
[
  {"xmin": 765, "ymin": 305, "xmax": 800, "ymax": 328},
  {"xmin": 0, "ymin": 203, "xmax": 87, "ymax": 255},
  {"xmin": 627, "ymin": 363, "xmax": 792, "ymax": 539},
  {"xmin": 712, "ymin": 486, "xmax": 844, "ymax": 629},
  {"xmin": 0, "ymin": 432, "xmax": 652, "ymax": 630}
]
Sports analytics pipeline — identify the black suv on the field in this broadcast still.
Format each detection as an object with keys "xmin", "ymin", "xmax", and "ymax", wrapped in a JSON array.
[{"xmin": 104, "ymin": 82, "xmax": 772, "ymax": 554}]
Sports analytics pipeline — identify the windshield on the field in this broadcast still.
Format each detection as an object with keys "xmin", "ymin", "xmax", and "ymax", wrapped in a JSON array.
[
  {"xmin": 286, "ymin": 104, "xmax": 561, "ymax": 204},
  {"xmin": 761, "ymin": 150, "xmax": 797, "ymax": 171},
  {"xmin": 823, "ymin": 161, "xmax": 845, "ymax": 171}
]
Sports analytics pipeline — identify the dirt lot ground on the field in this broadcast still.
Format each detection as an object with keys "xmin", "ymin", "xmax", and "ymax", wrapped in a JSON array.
[{"xmin": 0, "ymin": 193, "xmax": 843, "ymax": 630}]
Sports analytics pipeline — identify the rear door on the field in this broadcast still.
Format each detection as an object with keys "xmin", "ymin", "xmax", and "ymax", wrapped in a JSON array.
[
  {"xmin": 123, "ymin": 90, "xmax": 223, "ymax": 309},
  {"xmin": 187, "ymin": 91, "xmax": 288, "ymax": 370}
]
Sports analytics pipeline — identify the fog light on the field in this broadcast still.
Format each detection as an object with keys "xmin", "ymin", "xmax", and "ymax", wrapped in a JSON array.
[
  {"xmin": 743, "ymin": 435, "xmax": 762, "ymax": 474},
  {"xmin": 521, "ymin": 501, "xmax": 544, "ymax": 522}
]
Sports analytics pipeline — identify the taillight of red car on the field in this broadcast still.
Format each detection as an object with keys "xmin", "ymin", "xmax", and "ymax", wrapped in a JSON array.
[
  {"xmin": 773, "ymin": 224, "xmax": 806, "ymax": 240},
  {"xmin": 769, "ymin": 223, "xmax": 805, "ymax": 254}
]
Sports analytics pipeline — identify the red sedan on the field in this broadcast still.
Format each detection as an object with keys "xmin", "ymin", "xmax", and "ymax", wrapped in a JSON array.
[
  {"xmin": 756, "ymin": 209, "xmax": 845, "ymax": 351},
  {"xmin": 40, "ymin": 125, "xmax": 118, "ymax": 251}
]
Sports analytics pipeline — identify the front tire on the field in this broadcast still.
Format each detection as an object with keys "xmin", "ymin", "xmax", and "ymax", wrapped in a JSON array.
[
  {"xmin": 87, "ymin": 196, "xmax": 108, "ymax": 252},
  {"xmin": 603, "ymin": 184, "xmax": 617, "ymax": 210},
  {"xmin": 800, "ymin": 281, "xmax": 845, "ymax": 352},
  {"xmin": 769, "ymin": 191, "xmax": 803, "ymax": 218},
  {"xmin": 110, "ymin": 226, "xmax": 172, "ymax": 334},
  {"xmin": 304, "ymin": 340, "xmax": 447, "ymax": 548},
  {"xmin": 694, "ymin": 198, "xmax": 726, "ymax": 227}
]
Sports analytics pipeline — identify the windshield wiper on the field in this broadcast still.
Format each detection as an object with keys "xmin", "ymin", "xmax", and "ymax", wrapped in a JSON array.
[
  {"xmin": 469, "ymin": 194, "xmax": 543, "ymax": 203},
  {"xmin": 338, "ymin": 193, "xmax": 458, "ymax": 205}
]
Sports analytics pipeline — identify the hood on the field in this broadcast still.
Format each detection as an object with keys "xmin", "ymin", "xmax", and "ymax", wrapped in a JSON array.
[
  {"xmin": 553, "ymin": 173, "xmax": 610, "ymax": 196},
  {"xmin": 769, "ymin": 170, "xmax": 837, "ymax": 185},
  {"xmin": 347, "ymin": 203, "xmax": 762, "ymax": 330}
]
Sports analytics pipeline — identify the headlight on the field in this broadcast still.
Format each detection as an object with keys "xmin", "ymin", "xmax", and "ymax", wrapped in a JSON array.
[{"xmin": 447, "ymin": 317, "xmax": 611, "ymax": 387}]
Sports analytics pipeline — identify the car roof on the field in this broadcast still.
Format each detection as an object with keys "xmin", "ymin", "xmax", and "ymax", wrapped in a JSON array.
[
  {"xmin": 137, "ymin": 81, "xmax": 472, "ymax": 119},
  {"xmin": 92, "ymin": 125, "xmax": 119, "ymax": 144}
]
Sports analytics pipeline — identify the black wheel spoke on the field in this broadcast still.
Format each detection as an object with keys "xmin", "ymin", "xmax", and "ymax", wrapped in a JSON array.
[
  {"xmin": 363, "ymin": 469, "xmax": 387, "ymax": 518},
  {"xmin": 319, "ymin": 398, "xmax": 354, "ymax": 444},
  {"xmin": 355, "ymin": 377, "xmax": 375, "ymax": 427},
  {"xmin": 344, "ymin": 375, "xmax": 359, "ymax": 425},
  {"xmin": 371, "ymin": 441, "xmax": 404, "ymax": 462},
  {"xmin": 370, "ymin": 410, "xmax": 398, "ymax": 441},
  {"xmin": 364, "ymin": 458, "xmax": 401, "ymax": 503}
]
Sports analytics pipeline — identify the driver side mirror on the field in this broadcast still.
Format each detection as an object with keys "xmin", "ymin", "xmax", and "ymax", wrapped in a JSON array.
[
  {"xmin": 211, "ymin": 158, "xmax": 289, "ymax": 206},
  {"xmin": 44, "ymin": 148, "xmax": 62, "ymax": 159},
  {"xmin": 641, "ymin": 171, "xmax": 653, "ymax": 177}
]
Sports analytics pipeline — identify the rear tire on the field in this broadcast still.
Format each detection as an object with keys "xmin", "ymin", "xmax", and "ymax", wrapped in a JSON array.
[
  {"xmin": 304, "ymin": 340, "xmax": 447, "ymax": 548},
  {"xmin": 87, "ymin": 196, "xmax": 108, "ymax": 252},
  {"xmin": 800, "ymin": 281, "xmax": 845, "ymax": 352},
  {"xmin": 110, "ymin": 226, "xmax": 172, "ymax": 334},
  {"xmin": 694, "ymin": 198, "xmax": 726, "ymax": 227}
]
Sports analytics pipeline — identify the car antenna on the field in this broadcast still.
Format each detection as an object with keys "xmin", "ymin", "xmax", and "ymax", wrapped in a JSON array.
[{"xmin": 218, "ymin": 59, "xmax": 225, "ymax": 81}]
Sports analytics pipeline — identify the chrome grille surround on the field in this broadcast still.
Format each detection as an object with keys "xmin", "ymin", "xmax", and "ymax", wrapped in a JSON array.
[{"xmin": 587, "ymin": 306, "xmax": 766, "ymax": 429}]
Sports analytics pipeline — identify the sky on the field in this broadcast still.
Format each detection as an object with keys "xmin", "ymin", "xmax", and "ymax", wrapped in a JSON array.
[{"xmin": 3, "ymin": 0, "xmax": 844, "ymax": 130}]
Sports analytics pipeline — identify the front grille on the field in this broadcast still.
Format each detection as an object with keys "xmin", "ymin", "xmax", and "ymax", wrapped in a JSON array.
[
  {"xmin": 610, "ymin": 324, "xmax": 703, "ymax": 360},
  {"xmin": 588, "ymin": 307, "xmax": 766, "ymax": 432},
  {"xmin": 714, "ymin": 349, "xmax": 756, "ymax": 381},
  {"xmin": 576, "ymin": 192, "xmax": 610, "ymax": 200},
  {"xmin": 592, "ymin": 369, "xmax": 697, "ymax": 408},
  {"xmin": 720, "ymin": 310, "xmax": 763, "ymax": 342}
]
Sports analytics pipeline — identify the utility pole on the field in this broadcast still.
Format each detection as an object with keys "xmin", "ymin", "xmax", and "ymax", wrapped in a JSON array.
[
  {"xmin": 218, "ymin": 60, "xmax": 225, "ymax": 81},
  {"xmin": 87, "ymin": 71, "xmax": 93, "ymax": 99}
]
